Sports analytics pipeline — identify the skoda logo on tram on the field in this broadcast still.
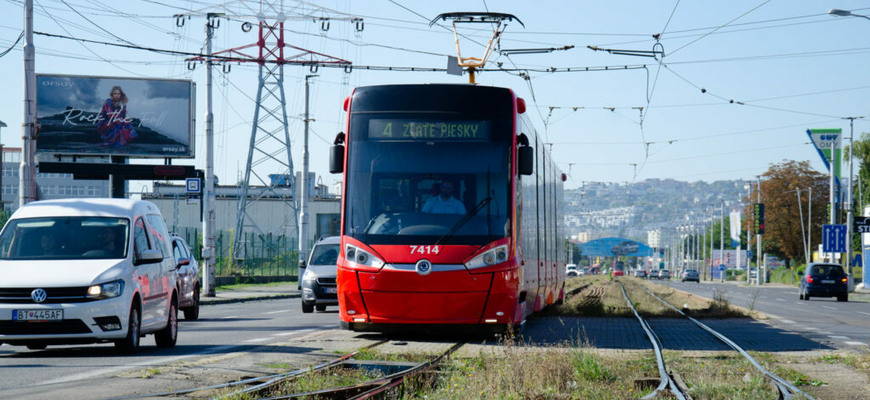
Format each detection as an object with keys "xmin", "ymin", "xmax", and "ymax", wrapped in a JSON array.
[
  {"xmin": 31, "ymin": 288, "xmax": 47, "ymax": 303},
  {"xmin": 415, "ymin": 259, "xmax": 432, "ymax": 276}
]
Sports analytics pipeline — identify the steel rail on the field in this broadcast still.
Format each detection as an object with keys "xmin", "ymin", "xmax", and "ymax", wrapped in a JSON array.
[
  {"xmin": 619, "ymin": 282, "xmax": 688, "ymax": 400},
  {"xmin": 258, "ymin": 341, "xmax": 466, "ymax": 400},
  {"xmin": 104, "ymin": 339, "xmax": 389, "ymax": 400},
  {"xmin": 637, "ymin": 283, "xmax": 817, "ymax": 400}
]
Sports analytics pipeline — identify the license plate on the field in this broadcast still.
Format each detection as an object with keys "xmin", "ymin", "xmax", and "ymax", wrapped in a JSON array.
[
  {"xmin": 13, "ymin": 309, "xmax": 63, "ymax": 321},
  {"xmin": 821, "ymin": 280, "xmax": 835, "ymax": 284},
  {"xmin": 325, "ymin": 287, "xmax": 337, "ymax": 294}
]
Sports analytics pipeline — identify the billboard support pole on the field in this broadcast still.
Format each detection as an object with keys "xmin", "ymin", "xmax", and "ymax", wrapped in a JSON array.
[
  {"xmin": 20, "ymin": 0, "xmax": 37, "ymax": 207},
  {"xmin": 109, "ymin": 156, "xmax": 126, "ymax": 198}
]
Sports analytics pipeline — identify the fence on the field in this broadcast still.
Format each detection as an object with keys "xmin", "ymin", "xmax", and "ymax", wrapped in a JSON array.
[{"xmin": 173, "ymin": 228, "xmax": 300, "ymax": 279}]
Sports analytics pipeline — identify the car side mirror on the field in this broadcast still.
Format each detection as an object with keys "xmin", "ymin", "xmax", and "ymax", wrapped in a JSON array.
[
  {"xmin": 135, "ymin": 249, "xmax": 163, "ymax": 266},
  {"xmin": 177, "ymin": 257, "xmax": 191, "ymax": 268}
]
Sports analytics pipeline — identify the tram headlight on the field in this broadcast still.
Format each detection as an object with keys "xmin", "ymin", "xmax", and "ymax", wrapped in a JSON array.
[
  {"xmin": 344, "ymin": 243, "xmax": 384, "ymax": 269},
  {"xmin": 465, "ymin": 245, "xmax": 509, "ymax": 269}
]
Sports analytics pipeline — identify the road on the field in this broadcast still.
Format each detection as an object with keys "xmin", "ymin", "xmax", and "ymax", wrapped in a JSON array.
[
  {"xmin": 4, "ymin": 280, "xmax": 868, "ymax": 399},
  {"xmin": 0, "ymin": 298, "xmax": 342, "ymax": 400},
  {"xmin": 665, "ymin": 279, "xmax": 870, "ymax": 350}
]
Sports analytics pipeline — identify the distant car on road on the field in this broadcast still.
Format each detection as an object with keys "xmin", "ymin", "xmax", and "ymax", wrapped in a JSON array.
[
  {"xmin": 566, "ymin": 264, "xmax": 579, "ymax": 277},
  {"xmin": 171, "ymin": 234, "xmax": 201, "ymax": 320},
  {"xmin": 681, "ymin": 269, "xmax": 699, "ymax": 282},
  {"xmin": 633, "ymin": 269, "xmax": 647, "ymax": 278},
  {"xmin": 656, "ymin": 269, "xmax": 671, "ymax": 280},
  {"xmin": 799, "ymin": 263, "xmax": 848, "ymax": 302}
]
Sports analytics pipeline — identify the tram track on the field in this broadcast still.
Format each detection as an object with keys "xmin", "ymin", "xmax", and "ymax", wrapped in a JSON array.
[
  {"xmin": 619, "ymin": 280, "xmax": 815, "ymax": 400},
  {"xmin": 107, "ymin": 338, "xmax": 465, "ymax": 400}
]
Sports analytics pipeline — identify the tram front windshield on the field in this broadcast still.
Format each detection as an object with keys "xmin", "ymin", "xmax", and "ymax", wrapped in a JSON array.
[{"xmin": 345, "ymin": 115, "xmax": 511, "ymax": 246}]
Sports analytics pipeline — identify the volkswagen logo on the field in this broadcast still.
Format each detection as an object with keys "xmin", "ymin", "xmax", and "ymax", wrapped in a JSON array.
[
  {"xmin": 31, "ymin": 288, "xmax": 48, "ymax": 303},
  {"xmin": 415, "ymin": 259, "xmax": 432, "ymax": 276}
]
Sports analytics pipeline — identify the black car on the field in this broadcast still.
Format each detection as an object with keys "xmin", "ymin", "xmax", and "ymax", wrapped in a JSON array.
[{"xmin": 799, "ymin": 263, "xmax": 848, "ymax": 302}]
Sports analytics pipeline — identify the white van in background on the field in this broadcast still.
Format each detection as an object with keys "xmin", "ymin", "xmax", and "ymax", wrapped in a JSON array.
[{"xmin": 0, "ymin": 198, "xmax": 178, "ymax": 353}]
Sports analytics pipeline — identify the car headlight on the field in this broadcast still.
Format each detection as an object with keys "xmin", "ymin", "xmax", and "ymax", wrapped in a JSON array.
[
  {"xmin": 465, "ymin": 245, "xmax": 509, "ymax": 269},
  {"xmin": 87, "ymin": 280, "xmax": 124, "ymax": 300},
  {"xmin": 302, "ymin": 268, "xmax": 317, "ymax": 282},
  {"xmin": 345, "ymin": 244, "xmax": 384, "ymax": 269}
]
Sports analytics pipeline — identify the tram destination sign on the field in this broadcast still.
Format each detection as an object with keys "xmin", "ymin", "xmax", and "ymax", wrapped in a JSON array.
[{"xmin": 368, "ymin": 119, "xmax": 491, "ymax": 141}]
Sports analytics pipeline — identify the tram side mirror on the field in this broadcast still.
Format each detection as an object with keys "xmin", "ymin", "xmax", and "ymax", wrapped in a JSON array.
[
  {"xmin": 518, "ymin": 146, "xmax": 533, "ymax": 175},
  {"xmin": 330, "ymin": 132, "xmax": 346, "ymax": 174},
  {"xmin": 329, "ymin": 145, "xmax": 344, "ymax": 173}
]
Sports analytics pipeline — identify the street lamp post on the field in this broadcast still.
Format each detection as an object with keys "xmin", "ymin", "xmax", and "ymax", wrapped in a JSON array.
[
  {"xmin": 830, "ymin": 8, "xmax": 869, "ymax": 290},
  {"xmin": 720, "ymin": 201, "xmax": 725, "ymax": 282},
  {"xmin": 757, "ymin": 176, "xmax": 763, "ymax": 285},
  {"xmin": 829, "ymin": 9, "xmax": 870, "ymax": 21}
]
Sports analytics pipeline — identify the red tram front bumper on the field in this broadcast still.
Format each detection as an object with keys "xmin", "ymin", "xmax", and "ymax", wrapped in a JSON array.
[{"xmin": 338, "ymin": 267, "xmax": 519, "ymax": 326}]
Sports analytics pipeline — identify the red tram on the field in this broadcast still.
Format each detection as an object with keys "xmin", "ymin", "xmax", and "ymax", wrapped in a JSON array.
[{"xmin": 329, "ymin": 84, "xmax": 565, "ymax": 332}]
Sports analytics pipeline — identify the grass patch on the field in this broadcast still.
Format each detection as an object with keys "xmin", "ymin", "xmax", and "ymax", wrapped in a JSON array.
[
  {"xmin": 215, "ymin": 281, "xmax": 297, "ymax": 291},
  {"xmin": 352, "ymin": 348, "xmax": 433, "ymax": 363},
  {"xmin": 667, "ymin": 352, "xmax": 777, "ymax": 399},
  {"xmin": 556, "ymin": 276, "xmax": 750, "ymax": 318}
]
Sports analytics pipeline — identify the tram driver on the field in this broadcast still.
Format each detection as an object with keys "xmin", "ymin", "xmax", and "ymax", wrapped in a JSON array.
[{"xmin": 422, "ymin": 181, "xmax": 466, "ymax": 215}]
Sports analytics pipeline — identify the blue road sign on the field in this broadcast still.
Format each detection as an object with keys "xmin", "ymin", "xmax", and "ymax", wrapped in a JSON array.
[
  {"xmin": 719, "ymin": 264, "xmax": 726, "ymax": 271},
  {"xmin": 823, "ymin": 224, "xmax": 847, "ymax": 253},
  {"xmin": 185, "ymin": 178, "xmax": 201, "ymax": 193}
]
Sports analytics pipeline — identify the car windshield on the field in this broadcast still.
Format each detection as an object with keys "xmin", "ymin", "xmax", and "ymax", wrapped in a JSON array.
[
  {"xmin": 309, "ymin": 243, "xmax": 339, "ymax": 266},
  {"xmin": 0, "ymin": 217, "xmax": 130, "ymax": 260}
]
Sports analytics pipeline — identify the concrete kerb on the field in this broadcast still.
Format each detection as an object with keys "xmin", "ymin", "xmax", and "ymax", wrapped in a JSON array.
[{"xmin": 200, "ymin": 292, "xmax": 299, "ymax": 306}]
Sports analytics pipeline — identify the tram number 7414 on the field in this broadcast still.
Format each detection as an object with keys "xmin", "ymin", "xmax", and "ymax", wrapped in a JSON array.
[{"xmin": 410, "ymin": 245, "xmax": 440, "ymax": 255}]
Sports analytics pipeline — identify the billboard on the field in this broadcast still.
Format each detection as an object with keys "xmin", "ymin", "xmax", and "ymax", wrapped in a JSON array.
[
  {"xmin": 36, "ymin": 74, "xmax": 195, "ymax": 158},
  {"xmin": 806, "ymin": 128, "xmax": 842, "ymax": 188},
  {"xmin": 712, "ymin": 249, "xmax": 749, "ymax": 268}
]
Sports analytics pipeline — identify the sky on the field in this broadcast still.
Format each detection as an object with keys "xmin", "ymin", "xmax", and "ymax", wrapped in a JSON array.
[{"xmin": 1, "ymin": 0, "xmax": 869, "ymax": 193}]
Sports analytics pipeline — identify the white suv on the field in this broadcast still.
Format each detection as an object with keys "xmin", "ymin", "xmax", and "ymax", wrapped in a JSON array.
[{"xmin": 0, "ymin": 199, "xmax": 178, "ymax": 353}]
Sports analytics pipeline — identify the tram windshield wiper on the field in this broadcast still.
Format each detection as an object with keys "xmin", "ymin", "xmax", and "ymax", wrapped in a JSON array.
[{"xmin": 435, "ymin": 197, "xmax": 491, "ymax": 246}]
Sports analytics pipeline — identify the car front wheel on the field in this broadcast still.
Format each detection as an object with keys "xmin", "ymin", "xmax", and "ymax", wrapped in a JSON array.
[
  {"xmin": 302, "ymin": 301, "xmax": 314, "ymax": 313},
  {"xmin": 183, "ymin": 287, "xmax": 200, "ymax": 320},
  {"xmin": 115, "ymin": 304, "xmax": 141, "ymax": 354},
  {"xmin": 155, "ymin": 298, "xmax": 178, "ymax": 348}
]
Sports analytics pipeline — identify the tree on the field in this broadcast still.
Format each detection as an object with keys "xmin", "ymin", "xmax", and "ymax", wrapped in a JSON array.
[
  {"xmin": 745, "ymin": 160, "xmax": 828, "ymax": 267},
  {"xmin": 849, "ymin": 131, "xmax": 870, "ymax": 247}
]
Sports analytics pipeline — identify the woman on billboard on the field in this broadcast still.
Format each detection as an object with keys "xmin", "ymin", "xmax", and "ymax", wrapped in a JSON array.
[{"xmin": 97, "ymin": 85, "xmax": 138, "ymax": 147}]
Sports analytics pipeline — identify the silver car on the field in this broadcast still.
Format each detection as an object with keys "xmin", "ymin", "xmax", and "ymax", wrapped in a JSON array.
[
  {"xmin": 301, "ymin": 236, "xmax": 340, "ymax": 313},
  {"xmin": 171, "ymin": 235, "xmax": 201, "ymax": 320},
  {"xmin": 681, "ymin": 269, "xmax": 699, "ymax": 282}
]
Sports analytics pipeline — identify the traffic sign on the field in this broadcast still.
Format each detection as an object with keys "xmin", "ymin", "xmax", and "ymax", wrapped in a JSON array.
[
  {"xmin": 185, "ymin": 178, "xmax": 201, "ymax": 193},
  {"xmin": 719, "ymin": 264, "xmax": 726, "ymax": 271},
  {"xmin": 855, "ymin": 217, "xmax": 870, "ymax": 234},
  {"xmin": 823, "ymin": 224, "xmax": 847, "ymax": 253}
]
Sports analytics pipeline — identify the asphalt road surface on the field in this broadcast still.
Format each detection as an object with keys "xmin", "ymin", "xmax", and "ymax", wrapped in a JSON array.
[
  {"xmin": 666, "ymin": 279, "xmax": 870, "ymax": 350},
  {"xmin": 0, "ymin": 298, "xmax": 340, "ymax": 399}
]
